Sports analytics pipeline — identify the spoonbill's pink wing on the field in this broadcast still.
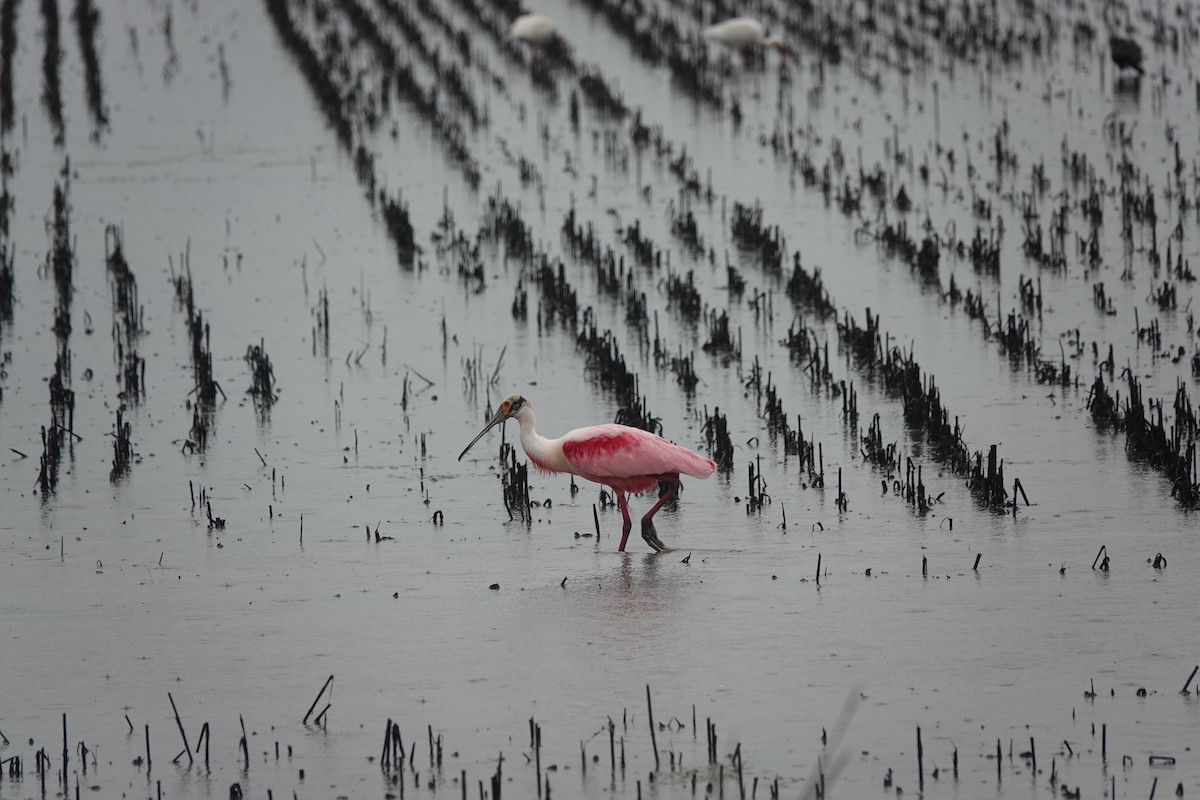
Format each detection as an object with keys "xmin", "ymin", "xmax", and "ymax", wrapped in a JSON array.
[{"xmin": 560, "ymin": 424, "xmax": 716, "ymax": 482}]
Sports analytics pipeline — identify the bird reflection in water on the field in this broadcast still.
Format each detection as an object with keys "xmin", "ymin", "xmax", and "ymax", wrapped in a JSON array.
[{"xmin": 592, "ymin": 553, "xmax": 686, "ymax": 637}]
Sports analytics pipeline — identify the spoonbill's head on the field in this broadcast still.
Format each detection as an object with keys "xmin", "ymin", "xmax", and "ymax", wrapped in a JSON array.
[
  {"xmin": 458, "ymin": 394, "xmax": 529, "ymax": 461},
  {"xmin": 495, "ymin": 394, "xmax": 529, "ymax": 420}
]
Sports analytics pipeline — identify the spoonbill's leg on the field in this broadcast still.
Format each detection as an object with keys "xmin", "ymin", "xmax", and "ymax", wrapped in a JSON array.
[
  {"xmin": 640, "ymin": 480, "xmax": 678, "ymax": 553},
  {"xmin": 616, "ymin": 490, "xmax": 633, "ymax": 552}
]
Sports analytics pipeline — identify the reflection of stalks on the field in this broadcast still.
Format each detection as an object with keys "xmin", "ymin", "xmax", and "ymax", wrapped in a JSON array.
[
  {"xmin": 217, "ymin": 43, "xmax": 231, "ymax": 98},
  {"xmin": 40, "ymin": 0, "xmax": 64, "ymax": 144},
  {"xmin": 0, "ymin": 241, "xmax": 12, "ymax": 321},
  {"xmin": 160, "ymin": 3, "xmax": 178, "ymax": 82},
  {"xmin": 798, "ymin": 687, "xmax": 860, "ymax": 800},
  {"xmin": 110, "ymin": 406, "xmax": 132, "ymax": 481},
  {"xmin": 244, "ymin": 339, "xmax": 276, "ymax": 410},
  {"xmin": 0, "ymin": 0, "xmax": 18, "ymax": 132},
  {"xmin": 72, "ymin": 0, "xmax": 107, "ymax": 131}
]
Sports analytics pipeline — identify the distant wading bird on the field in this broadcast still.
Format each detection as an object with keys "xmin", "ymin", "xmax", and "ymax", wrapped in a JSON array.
[
  {"xmin": 1109, "ymin": 35, "xmax": 1144, "ymax": 75},
  {"xmin": 703, "ymin": 17, "xmax": 790, "ymax": 60},
  {"xmin": 508, "ymin": 13, "xmax": 563, "ymax": 55},
  {"xmin": 458, "ymin": 394, "xmax": 717, "ymax": 552}
]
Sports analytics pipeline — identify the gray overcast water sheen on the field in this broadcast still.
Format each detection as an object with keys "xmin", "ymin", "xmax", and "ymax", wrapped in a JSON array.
[{"xmin": 1, "ymin": 0, "xmax": 1198, "ymax": 798}]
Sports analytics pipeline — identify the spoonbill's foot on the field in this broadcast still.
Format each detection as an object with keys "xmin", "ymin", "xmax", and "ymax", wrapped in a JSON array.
[{"xmin": 641, "ymin": 519, "xmax": 668, "ymax": 553}]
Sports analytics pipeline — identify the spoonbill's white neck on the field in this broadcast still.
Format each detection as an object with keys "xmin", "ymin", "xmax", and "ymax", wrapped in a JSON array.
[{"xmin": 512, "ymin": 404, "xmax": 561, "ymax": 469}]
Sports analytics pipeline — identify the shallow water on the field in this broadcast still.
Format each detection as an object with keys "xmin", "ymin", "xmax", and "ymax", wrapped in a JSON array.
[{"xmin": 1, "ymin": 0, "xmax": 1198, "ymax": 798}]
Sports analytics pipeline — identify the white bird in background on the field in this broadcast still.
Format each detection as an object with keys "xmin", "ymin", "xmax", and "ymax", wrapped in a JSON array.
[
  {"xmin": 703, "ymin": 17, "xmax": 790, "ymax": 58},
  {"xmin": 508, "ymin": 13, "xmax": 563, "ymax": 52}
]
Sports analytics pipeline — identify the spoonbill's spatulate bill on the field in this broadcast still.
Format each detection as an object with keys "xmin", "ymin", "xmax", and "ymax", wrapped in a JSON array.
[{"xmin": 458, "ymin": 394, "xmax": 716, "ymax": 552}]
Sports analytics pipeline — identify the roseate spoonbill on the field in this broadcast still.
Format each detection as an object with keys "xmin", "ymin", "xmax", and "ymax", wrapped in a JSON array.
[
  {"xmin": 458, "ymin": 394, "xmax": 717, "ymax": 553},
  {"xmin": 508, "ymin": 13, "xmax": 563, "ymax": 52},
  {"xmin": 703, "ymin": 18, "xmax": 790, "ymax": 59},
  {"xmin": 1109, "ymin": 35, "xmax": 1144, "ymax": 74}
]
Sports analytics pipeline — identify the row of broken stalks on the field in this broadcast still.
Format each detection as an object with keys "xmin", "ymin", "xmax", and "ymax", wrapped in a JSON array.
[
  {"xmin": 38, "ymin": 171, "xmax": 74, "ymax": 496},
  {"xmin": 837, "ymin": 307, "xmax": 1019, "ymax": 510},
  {"xmin": 265, "ymin": 0, "xmax": 420, "ymax": 266},
  {"xmin": 172, "ymin": 244, "xmax": 224, "ymax": 455},
  {"xmin": 1089, "ymin": 370, "xmax": 1200, "ymax": 508},
  {"xmin": 0, "ymin": 149, "xmax": 12, "ymax": 404},
  {"xmin": 106, "ymin": 224, "xmax": 142, "ymax": 480},
  {"xmin": 736, "ymin": 186, "xmax": 1023, "ymax": 513}
]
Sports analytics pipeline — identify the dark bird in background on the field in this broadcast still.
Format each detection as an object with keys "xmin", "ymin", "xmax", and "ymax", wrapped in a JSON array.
[{"xmin": 1109, "ymin": 35, "xmax": 1144, "ymax": 74}]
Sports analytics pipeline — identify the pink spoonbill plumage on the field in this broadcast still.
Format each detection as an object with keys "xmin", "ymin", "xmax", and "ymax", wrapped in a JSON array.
[{"xmin": 458, "ymin": 394, "xmax": 716, "ymax": 552}]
